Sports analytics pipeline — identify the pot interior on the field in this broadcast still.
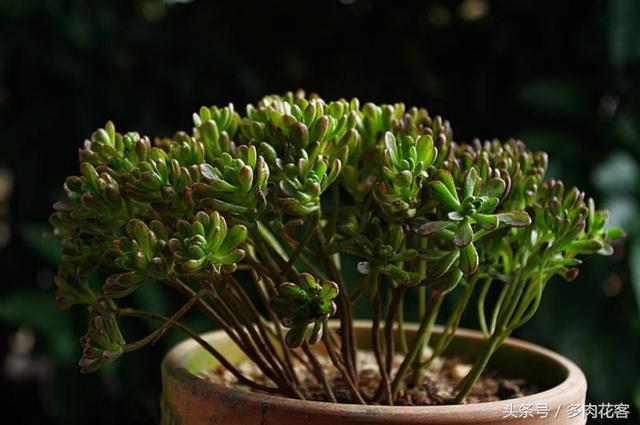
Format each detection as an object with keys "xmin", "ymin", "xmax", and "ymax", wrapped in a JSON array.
[
  {"xmin": 440, "ymin": 333, "xmax": 566, "ymax": 391},
  {"xmin": 176, "ymin": 322, "xmax": 567, "ymax": 394}
]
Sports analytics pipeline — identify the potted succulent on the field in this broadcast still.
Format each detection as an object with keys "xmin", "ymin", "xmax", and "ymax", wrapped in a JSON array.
[{"xmin": 50, "ymin": 91, "xmax": 622, "ymax": 424}]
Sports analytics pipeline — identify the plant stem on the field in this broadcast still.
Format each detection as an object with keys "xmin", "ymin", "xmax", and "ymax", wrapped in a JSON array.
[
  {"xmin": 418, "ymin": 287, "xmax": 426, "ymax": 319},
  {"xmin": 224, "ymin": 284, "xmax": 294, "ymax": 392},
  {"xmin": 206, "ymin": 283, "xmax": 284, "ymax": 387},
  {"xmin": 322, "ymin": 324, "xmax": 366, "ymax": 404},
  {"xmin": 316, "ymin": 227, "xmax": 358, "ymax": 383},
  {"xmin": 256, "ymin": 220, "xmax": 290, "ymax": 262},
  {"xmin": 372, "ymin": 286, "xmax": 393, "ymax": 405},
  {"xmin": 419, "ymin": 275, "xmax": 479, "ymax": 373},
  {"xmin": 476, "ymin": 277, "xmax": 492, "ymax": 337},
  {"xmin": 123, "ymin": 290, "xmax": 207, "ymax": 350},
  {"xmin": 258, "ymin": 315, "xmax": 315, "ymax": 375},
  {"xmin": 225, "ymin": 275, "xmax": 301, "ymax": 395},
  {"xmin": 282, "ymin": 214, "xmax": 318, "ymax": 275},
  {"xmin": 328, "ymin": 183, "xmax": 340, "ymax": 243},
  {"xmin": 278, "ymin": 228, "xmax": 328, "ymax": 280},
  {"xmin": 347, "ymin": 274, "xmax": 369, "ymax": 303},
  {"xmin": 248, "ymin": 269, "xmax": 302, "ymax": 390},
  {"xmin": 165, "ymin": 277, "xmax": 270, "ymax": 377},
  {"xmin": 166, "ymin": 275, "xmax": 303, "ymax": 397},
  {"xmin": 384, "ymin": 287, "xmax": 401, "ymax": 374},
  {"xmin": 258, "ymin": 239, "xmax": 295, "ymax": 281},
  {"xmin": 453, "ymin": 273, "xmax": 534, "ymax": 403},
  {"xmin": 391, "ymin": 294, "xmax": 443, "ymax": 398},
  {"xmin": 452, "ymin": 333, "xmax": 504, "ymax": 403},
  {"xmin": 302, "ymin": 342, "xmax": 337, "ymax": 402},
  {"xmin": 165, "ymin": 277, "xmax": 244, "ymax": 345},
  {"xmin": 495, "ymin": 274, "xmax": 527, "ymax": 332},
  {"xmin": 412, "ymin": 237, "xmax": 428, "ymax": 374},
  {"xmin": 243, "ymin": 250, "xmax": 283, "ymax": 287},
  {"xmin": 113, "ymin": 307, "xmax": 279, "ymax": 394},
  {"xmin": 397, "ymin": 288, "xmax": 408, "ymax": 355},
  {"xmin": 489, "ymin": 281, "xmax": 510, "ymax": 334},
  {"xmin": 507, "ymin": 272, "xmax": 545, "ymax": 331}
]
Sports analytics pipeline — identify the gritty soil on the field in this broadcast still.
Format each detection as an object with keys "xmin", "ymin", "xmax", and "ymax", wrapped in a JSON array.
[{"xmin": 199, "ymin": 350, "xmax": 535, "ymax": 405}]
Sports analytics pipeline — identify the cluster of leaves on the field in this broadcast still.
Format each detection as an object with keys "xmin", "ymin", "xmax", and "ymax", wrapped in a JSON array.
[
  {"xmin": 50, "ymin": 91, "xmax": 622, "ymax": 404},
  {"xmin": 271, "ymin": 273, "xmax": 338, "ymax": 347}
]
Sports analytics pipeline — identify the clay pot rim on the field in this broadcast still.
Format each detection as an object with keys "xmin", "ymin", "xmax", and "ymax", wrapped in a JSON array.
[{"xmin": 162, "ymin": 320, "xmax": 586, "ymax": 418}]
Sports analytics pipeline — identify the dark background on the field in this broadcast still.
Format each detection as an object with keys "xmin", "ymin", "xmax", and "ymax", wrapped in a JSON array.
[{"xmin": 1, "ymin": 0, "xmax": 639, "ymax": 423}]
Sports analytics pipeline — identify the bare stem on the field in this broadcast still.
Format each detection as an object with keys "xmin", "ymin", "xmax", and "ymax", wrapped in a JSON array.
[
  {"xmin": 391, "ymin": 294, "xmax": 443, "ymax": 398},
  {"xmin": 396, "ymin": 288, "xmax": 408, "ymax": 355},
  {"xmin": 112, "ymin": 307, "xmax": 279, "ymax": 393},
  {"xmin": 322, "ymin": 324, "xmax": 366, "ymax": 405},
  {"xmin": 384, "ymin": 287, "xmax": 402, "ymax": 375},
  {"xmin": 372, "ymin": 288, "xmax": 393, "ymax": 405},
  {"xmin": 206, "ymin": 283, "xmax": 285, "ymax": 387},
  {"xmin": 282, "ymin": 214, "xmax": 318, "ymax": 275},
  {"xmin": 316, "ymin": 227, "xmax": 358, "ymax": 383},
  {"xmin": 412, "ymin": 237, "xmax": 428, "ymax": 374},
  {"xmin": 248, "ymin": 269, "xmax": 303, "ymax": 392},
  {"xmin": 224, "ymin": 275, "xmax": 302, "ymax": 397},
  {"xmin": 419, "ymin": 276, "xmax": 479, "ymax": 374},
  {"xmin": 278, "ymin": 231, "xmax": 328, "ymax": 280},
  {"xmin": 452, "ymin": 333, "xmax": 503, "ymax": 403},
  {"xmin": 302, "ymin": 342, "xmax": 337, "ymax": 402}
]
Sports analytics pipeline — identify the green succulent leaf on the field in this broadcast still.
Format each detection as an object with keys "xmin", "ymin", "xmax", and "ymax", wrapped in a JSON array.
[
  {"xmin": 431, "ymin": 181, "xmax": 462, "ymax": 211},
  {"xmin": 79, "ymin": 314, "xmax": 125, "ymax": 374},
  {"xmin": 54, "ymin": 269, "xmax": 96, "ymax": 309},
  {"xmin": 285, "ymin": 324, "xmax": 308, "ymax": 348},
  {"xmin": 168, "ymin": 211, "xmax": 246, "ymax": 274},
  {"xmin": 497, "ymin": 211, "xmax": 532, "ymax": 227},
  {"xmin": 459, "ymin": 243, "xmax": 479, "ymax": 275},
  {"xmin": 454, "ymin": 220, "xmax": 474, "ymax": 247},
  {"xmin": 482, "ymin": 178, "xmax": 507, "ymax": 198},
  {"xmin": 472, "ymin": 213, "xmax": 499, "ymax": 230},
  {"xmin": 428, "ymin": 268, "xmax": 463, "ymax": 297},
  {"xmin": 271, "ymin": 273, "xmax": 338, "ymax": 347},
  {"xmin": 606, "ymin": 227, "xmax": 625, "ymax": 240},
  {"xmin": 103, "ymin": 272, "xmax": 145, "ymax": 298},
  {"xmin": 463, "ymin": 168, "xmax": 479, "ymax": 199},
  {"xmin": 429, "ymin": 250, "xmax": 460, "ymax": 279},
  {"xmin": 414, "ymin": 220, "xmax": 452, "ymax": 236}
]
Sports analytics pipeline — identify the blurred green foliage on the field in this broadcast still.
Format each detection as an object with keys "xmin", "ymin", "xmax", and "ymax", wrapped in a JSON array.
[{"xmin": 0, "ymin": 0, "xmax": 638, "ymax": 423}]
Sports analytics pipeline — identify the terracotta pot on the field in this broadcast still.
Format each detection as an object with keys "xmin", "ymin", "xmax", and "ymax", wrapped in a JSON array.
[{"xmin": 161, "ymin": 321, "xmax": 586, "ymax": 424}]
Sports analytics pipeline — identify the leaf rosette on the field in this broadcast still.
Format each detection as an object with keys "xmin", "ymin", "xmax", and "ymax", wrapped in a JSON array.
[{"xmin": 271, "ymin": 273, "xmax": 339, "ymax": 348}]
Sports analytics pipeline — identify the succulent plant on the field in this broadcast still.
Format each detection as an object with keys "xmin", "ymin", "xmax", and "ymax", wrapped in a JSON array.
[
  {"xmin": 78, "ymin": 314, "xmax": 125, "ymax": 374},
  {"xmin": 50, "ymin": 91, "xmax": 622, "ymax": 405},
  {"xmin": 167, "ymin": 211, "xmax": 247, "ymax": 274},
  {"xmin": 271, "ymin": 273, "xmax": 339, "ymax": 347}
]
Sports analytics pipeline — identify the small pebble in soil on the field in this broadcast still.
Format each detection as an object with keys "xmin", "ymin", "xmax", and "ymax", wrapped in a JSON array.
[{"xmin": 451, "ymin": 363, "xmax": 472, "ymax": 380}]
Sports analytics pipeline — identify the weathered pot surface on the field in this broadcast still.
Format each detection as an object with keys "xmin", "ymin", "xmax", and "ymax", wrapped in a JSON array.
[{"xmin": 161, "ymin": 321, "xmax": 587, "ymax": 424}]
